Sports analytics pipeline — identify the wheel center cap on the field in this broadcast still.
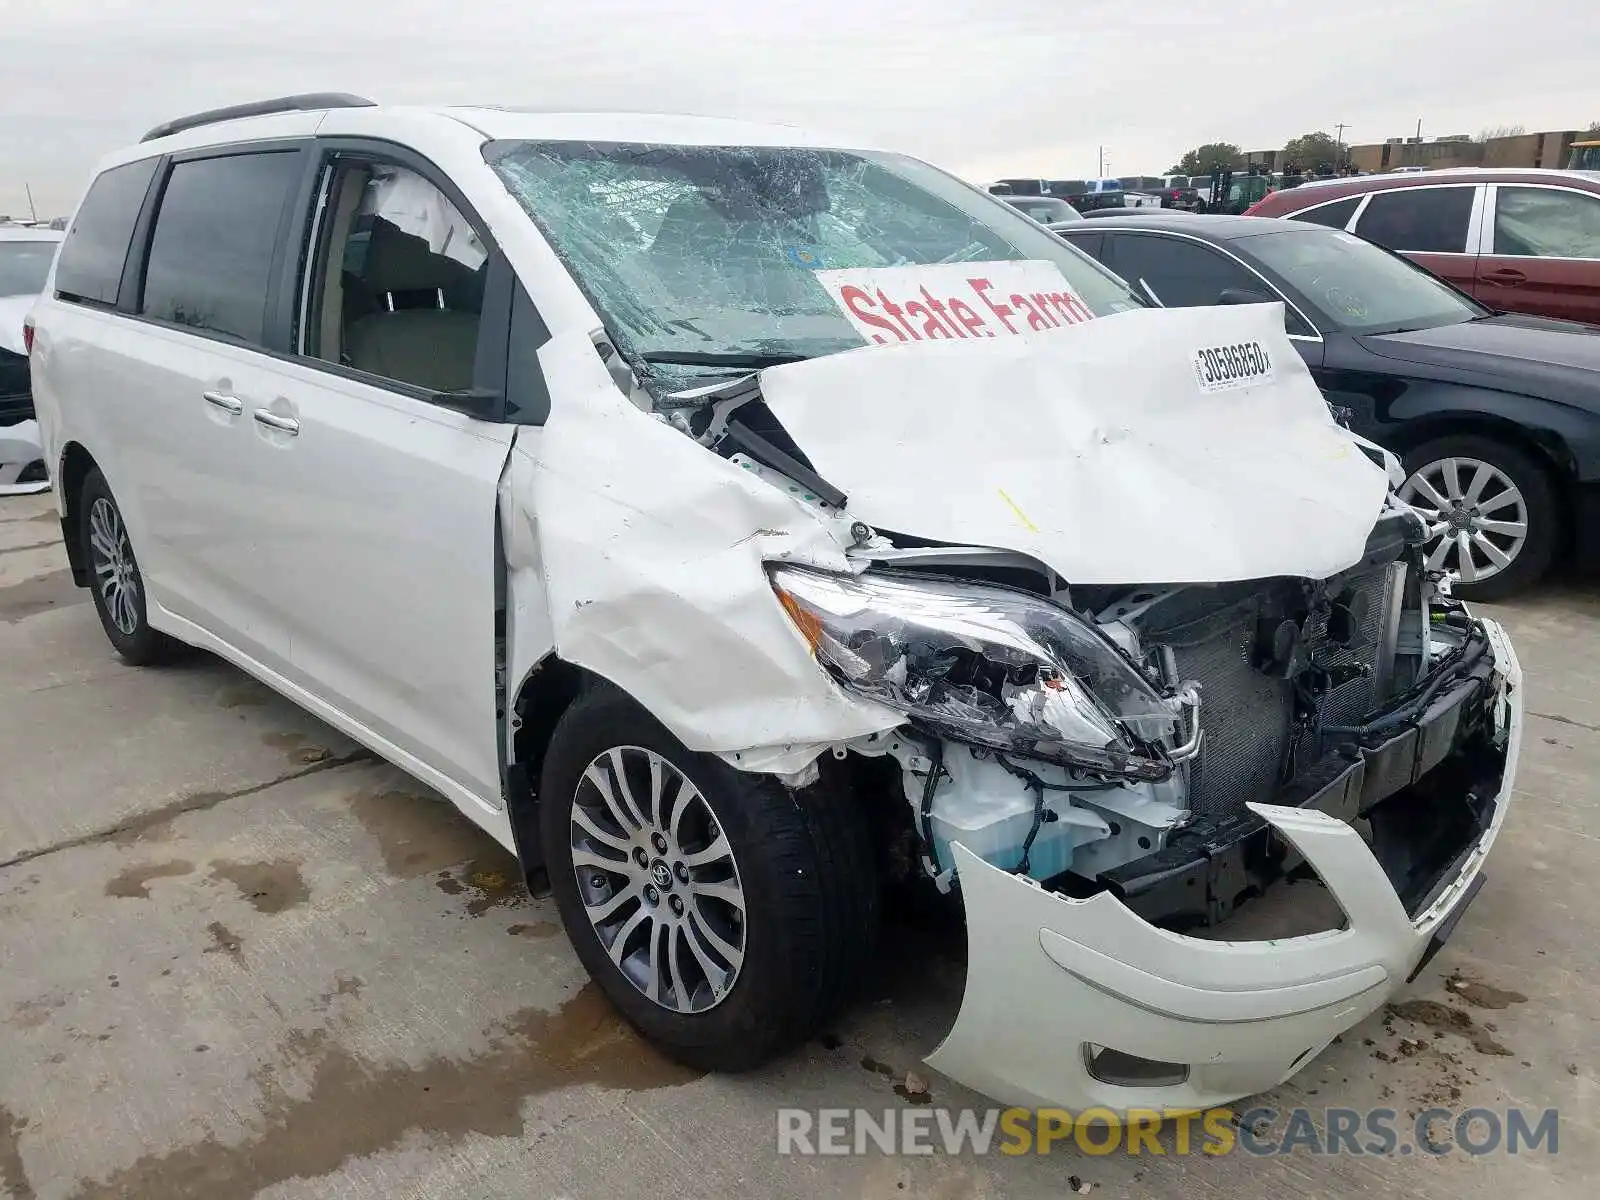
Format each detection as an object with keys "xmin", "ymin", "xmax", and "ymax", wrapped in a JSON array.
[{"xmin": 649, "ymin": 860, "xmax": 674, "ymax": 891}]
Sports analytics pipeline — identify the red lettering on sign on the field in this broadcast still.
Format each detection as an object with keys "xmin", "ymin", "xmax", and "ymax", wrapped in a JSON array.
[
  {"xmin": 1014, "ymin": 294, "xmax": 1056, "ymax": 331},
  {"xmin": 969, "ymin": 278, "xmax": 1020, "ymax": 335},
  {"xmin": 1057, "ymin": 289, "xmax": 1095, "ymax": 324},
  {"xmin": 948, "ymin": 298, "xmax": 989, "ymax": 337},
  {"xmin": 1026, "ymin": 292, "xmax": 1063, "ymax": 327},
  {"xmin": 903, "ymin": 300, "xmax": 953, "ymax": 338},
  {"xmin": 840, "ymin": 285, "xmax": 908, "ymax": 344},
  {"xmin": 876, "ymin": 289, "xmax": 921, "ymax": 340},
  {"xmin": 919, "ymin": 288, "xmax": 959, "ymax": 337}
]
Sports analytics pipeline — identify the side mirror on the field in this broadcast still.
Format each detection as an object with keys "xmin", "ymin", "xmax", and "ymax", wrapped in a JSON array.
[
  {"xmin": 1217, "ymin": 287, "xmax": 1275, "ymax": 306},
  {"xmin": 430, "ymin": 386, "xmax": 502, "ymax": 418}
]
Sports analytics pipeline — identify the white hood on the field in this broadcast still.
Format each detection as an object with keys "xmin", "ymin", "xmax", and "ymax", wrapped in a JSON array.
[
  {"xmin": 0, "ymin": 295, "xmax": 34, "ymax": 356},
  {"xmin": 759, "ymin": 303, "xmax": 1390, "ymax": 585}
]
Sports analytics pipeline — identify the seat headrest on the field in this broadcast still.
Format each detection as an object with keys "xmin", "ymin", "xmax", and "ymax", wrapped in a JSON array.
[{"xmin": 362, "ymin": 219, "xmax": 466, "ymax": 294}]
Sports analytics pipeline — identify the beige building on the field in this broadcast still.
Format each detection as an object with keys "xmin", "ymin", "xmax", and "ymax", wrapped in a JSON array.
[{"xmin": 1345, "ymin": 129, "xmax": 1584, "ymax": 173}]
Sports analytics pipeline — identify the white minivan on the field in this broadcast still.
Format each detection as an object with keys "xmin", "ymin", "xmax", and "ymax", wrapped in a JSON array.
[{"xmin": 28, "ymin": 93, "xmax": 1522, "ymax": 1113}]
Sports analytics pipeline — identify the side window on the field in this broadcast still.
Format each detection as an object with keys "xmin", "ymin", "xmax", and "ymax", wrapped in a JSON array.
[
  {"xmin": 304, "ymin": 161, "xmax": 487, "ymax": 394},
  {"xmin": 140, "ymin": 152, "xmax": 302, "ymax": 345},
  {"xmin": 53, "ymin": 158, "xmax": 159, "ymax": 306},
  {"xmin": 1291, "ymin": 196, "xmax": 1360, "ymax": 230},
  {"xmin": 1353, "ymin": 186, "xmax": 1474, "ymax": 253},
  {"xmin": 1492, "ymin": 187, "xmax": 1600, "ymax": 258},
  {"xmin": 1106, "ymin": 234, "xmax": 1313, "ymax": 335},
  {"xmin": 1108, "ymin": 233, "xmax": 1258, "ymax": 305},
  {"xmin": 1059, "ymin": 231, "xmax": 1104, "ymax": 262}
]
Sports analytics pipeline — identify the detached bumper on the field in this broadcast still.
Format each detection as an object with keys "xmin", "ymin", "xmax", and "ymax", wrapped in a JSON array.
[{"xmin": 927, "ymin": 618, "xmax": 1521, "ymax": 1113}]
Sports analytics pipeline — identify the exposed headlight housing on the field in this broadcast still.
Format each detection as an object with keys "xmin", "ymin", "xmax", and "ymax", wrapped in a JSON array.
[{"xmin": 770, "ymin": 566, "xmax": 1179, "ymax": 780}]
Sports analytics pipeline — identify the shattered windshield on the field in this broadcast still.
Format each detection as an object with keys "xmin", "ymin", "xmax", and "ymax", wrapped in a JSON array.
[{"xmin": 487, "ymin": 141, "xmax": 1140, "ymax": 380}]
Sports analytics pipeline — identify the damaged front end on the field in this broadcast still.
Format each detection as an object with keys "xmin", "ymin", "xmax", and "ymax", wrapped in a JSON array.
[
  {"xmin": 773, "ymin": 510, "xmax": 1519, "ymax": 1111},
  {"xmin": 520, "ymin": 302, "xmax": 1519, "ymax": 1113}
]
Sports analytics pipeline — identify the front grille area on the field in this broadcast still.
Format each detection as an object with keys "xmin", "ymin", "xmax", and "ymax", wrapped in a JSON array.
[
  {"xmin": 1302, "ymin": 565, "xmax": 1398, "ymax": 729},
  {"xmin": 1145, "ymin": 564, "xmax": 1399, "ymax": 821},
  {"xmin": 1158, "ymin": 602, "xmax": 1293, "ymax": 820}
]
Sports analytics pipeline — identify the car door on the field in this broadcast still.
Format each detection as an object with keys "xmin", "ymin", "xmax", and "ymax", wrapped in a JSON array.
[
  {"xmin": 110, "ymin": 146, "xmax": 313, "ymax": 674},
  {"xmin": 1476, "ymin": 184, "xmax": 1600, "ymax": 323},
  {"xmin": 1095, "ymin": 231, "xmax": 1325, "ymax": 366},
  {"xmin": 1348, "ymin": 184, "xmax": 1480, "ymax": 294},
  {"xmin": 236, "ymin": 146, "xmax": 519, "ymax": 809}
]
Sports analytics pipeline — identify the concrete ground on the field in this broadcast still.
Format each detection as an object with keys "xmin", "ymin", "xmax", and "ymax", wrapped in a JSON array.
[{"xmin": 1, "ymin": 487, "xmax": 1595, "ymax": 1199}]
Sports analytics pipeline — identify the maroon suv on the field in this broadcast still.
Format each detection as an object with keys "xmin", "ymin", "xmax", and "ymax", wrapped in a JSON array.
[{"xmin": 1248, "ymin": 169, "xmax": 1600, "ymax": 325}]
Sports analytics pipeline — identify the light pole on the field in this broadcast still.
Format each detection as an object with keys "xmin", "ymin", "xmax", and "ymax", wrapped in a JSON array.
[{"xmin": 1334, "ymin": 123, "xmax": 1349, "ymax": 173}]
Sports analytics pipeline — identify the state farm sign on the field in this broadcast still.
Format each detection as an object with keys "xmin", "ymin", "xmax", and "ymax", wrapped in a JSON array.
[{"xmin": 815, "ymin": 260, "xmax": 1095, "ymax": 346}]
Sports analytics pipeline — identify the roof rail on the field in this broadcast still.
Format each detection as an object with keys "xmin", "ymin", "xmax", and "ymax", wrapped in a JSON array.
[{"xmin": 140, "ymin": 93, "xmax": 377, "ymax": 143}]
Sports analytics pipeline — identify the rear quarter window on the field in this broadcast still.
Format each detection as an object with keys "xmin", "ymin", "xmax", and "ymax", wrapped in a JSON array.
[
  {"xmin": 1289, "ymin": 195, "xmax": 1361, "ymax": 229},
  {"xmin": 54, "ymin": 158, "xmax": 160, "ymax": 306}
]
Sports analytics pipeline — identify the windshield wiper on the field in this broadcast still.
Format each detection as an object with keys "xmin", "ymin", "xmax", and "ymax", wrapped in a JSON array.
[{"xmin": 637, "ymin": 350, "xmax": 810, "ymax": 369}]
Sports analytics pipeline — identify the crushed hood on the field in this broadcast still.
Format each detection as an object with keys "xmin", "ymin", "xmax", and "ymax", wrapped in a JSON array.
[{"xmin": 759, "ymin": 303, "xmax": 1390, "ymax": 585}]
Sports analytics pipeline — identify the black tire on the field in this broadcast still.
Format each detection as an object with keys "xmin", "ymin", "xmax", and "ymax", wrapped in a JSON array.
[
  {"xmin": 1400, "ymin": 434, "xmax": 1559, "ymax": 601},
  {"xmin": 539, "ymin": 685, "xmax": 879, "ymax": 1072},
  {"xmin": 78, "ymin": 467, "xmax": 182, "ymax": 665}
]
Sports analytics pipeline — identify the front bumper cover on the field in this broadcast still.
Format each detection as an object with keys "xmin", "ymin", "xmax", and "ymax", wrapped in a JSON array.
[{"xmin": 925, "ymin": 617, "xmax": 1521, "ymax": 1113}]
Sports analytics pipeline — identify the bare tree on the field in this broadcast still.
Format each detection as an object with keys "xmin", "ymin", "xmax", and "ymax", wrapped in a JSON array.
[{"xmin": 1474, "ymin": 124, "xmax": 1527, "ymax": 142}]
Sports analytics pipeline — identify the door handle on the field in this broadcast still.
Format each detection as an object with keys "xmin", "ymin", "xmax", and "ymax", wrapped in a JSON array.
[
  {"xmin": 1481, "ymin": 268, "xmax": 1526, "ymax": 286},
  {"xmin": 202, "ymin": 390, "xmax": 244, "ymax": 415},
  {"xmin": 252, "ymin": 410, "xmax": 300, "ymax": 435}
]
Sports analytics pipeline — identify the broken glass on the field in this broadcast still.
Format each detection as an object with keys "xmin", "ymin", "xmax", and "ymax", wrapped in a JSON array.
[{"xmin": 487, "ymin": 141, "xmax": 1140, "ymax": 381}]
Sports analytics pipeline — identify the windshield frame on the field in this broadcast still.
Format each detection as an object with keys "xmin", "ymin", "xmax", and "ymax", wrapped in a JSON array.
[
  {"xmin": 1233, "ymin": 224, "xmax": 1491, "ymax": 335},
  {"xmin": 482, "ymin": 139, "xmax": 1142, "ymax": 391},
  {"xmin": 0, "ymin": 238, "xmax": 59, "ymax": 298}
]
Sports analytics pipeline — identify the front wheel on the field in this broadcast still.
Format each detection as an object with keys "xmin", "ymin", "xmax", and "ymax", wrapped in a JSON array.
[
  {"xmin": 539, "ymin": 686, "xmax": 878, "ymax": 1072},
  {"xmin": 1397, "ymin": 434, "xmax": 1559, "ymax": 600}
]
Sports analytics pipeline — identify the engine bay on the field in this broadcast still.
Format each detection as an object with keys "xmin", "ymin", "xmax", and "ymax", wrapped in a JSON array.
[{"xmin": 833, "ymin": 507, "xmax": 1508, "ymax": 932}]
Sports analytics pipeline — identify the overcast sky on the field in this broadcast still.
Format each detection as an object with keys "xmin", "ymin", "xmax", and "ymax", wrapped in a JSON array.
[{"xmin": 3, "ymin": 0, "xmax": 1596, "ymax": 218}]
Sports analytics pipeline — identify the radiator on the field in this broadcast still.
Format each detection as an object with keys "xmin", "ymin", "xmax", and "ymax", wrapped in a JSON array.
[{"xmin": 1146, "ymin": 564, "xmax": 1402, "ymax": 821}]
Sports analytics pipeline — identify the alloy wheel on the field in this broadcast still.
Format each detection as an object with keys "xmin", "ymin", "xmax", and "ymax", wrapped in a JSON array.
[
  {"xmin": 1398, "ymin": 456, "xmax": 1529, "ymax": 586},
  {"xmin": 87, "ymin": 497, "xmax": 140, "ymax": 636},
  {"xmin": 569, "ymin": 746, "xmax": 746, "ymax": 1013}
]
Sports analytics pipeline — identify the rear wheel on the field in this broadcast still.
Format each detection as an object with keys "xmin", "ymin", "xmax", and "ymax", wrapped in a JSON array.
[
  {"xmin": 539, "ymin": 686, "xmax": 878, "ymax": 1071},
  {"xmin": 78, "ymin": 468, "xmax": 181, "ymax": 664},
  {"xmin": 1397, "ymin": 434, "xmax": 1559, "ymax": 600}
]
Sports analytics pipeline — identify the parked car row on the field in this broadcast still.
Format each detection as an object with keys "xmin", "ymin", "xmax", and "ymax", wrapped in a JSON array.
[
  {"xmin": 1249, "ymin": 167, "xmax": 1600, "ymax": 326},
  {"xmin": 21, "ymin": 94, "xmax": 1522, "ymax": 1121}
]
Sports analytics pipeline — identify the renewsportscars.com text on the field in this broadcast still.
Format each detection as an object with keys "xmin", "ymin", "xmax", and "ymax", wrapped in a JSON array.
[{"xmin": 776, "ymin": 1105, "xmax": 1559, "ymax": 1158}]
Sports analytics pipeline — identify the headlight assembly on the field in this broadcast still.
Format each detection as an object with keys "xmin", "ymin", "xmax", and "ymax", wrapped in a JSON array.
[{"xmin": 770, "ymin": 566, "xmax": 1181, "ymax": 780}]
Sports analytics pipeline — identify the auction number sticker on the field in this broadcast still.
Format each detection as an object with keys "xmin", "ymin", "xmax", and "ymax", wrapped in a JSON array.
[{"xmin": 1192, "ymin": 340, "xmax": 1275, "ymax": 392}]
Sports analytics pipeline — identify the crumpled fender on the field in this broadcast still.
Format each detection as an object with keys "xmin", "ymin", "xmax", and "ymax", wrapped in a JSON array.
[{"xmin": 506, "ymin": 331, "xmax": 900, "ymax": 762}]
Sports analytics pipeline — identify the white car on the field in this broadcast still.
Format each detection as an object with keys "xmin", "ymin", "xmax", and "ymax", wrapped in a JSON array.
[
  {"xmin": 29, "ymin": 94, "xmax": 1522, "ymax": 1113},
  {"xmin": 0, "ymin": 225, "xmax": 62, "ymax": 494}
]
